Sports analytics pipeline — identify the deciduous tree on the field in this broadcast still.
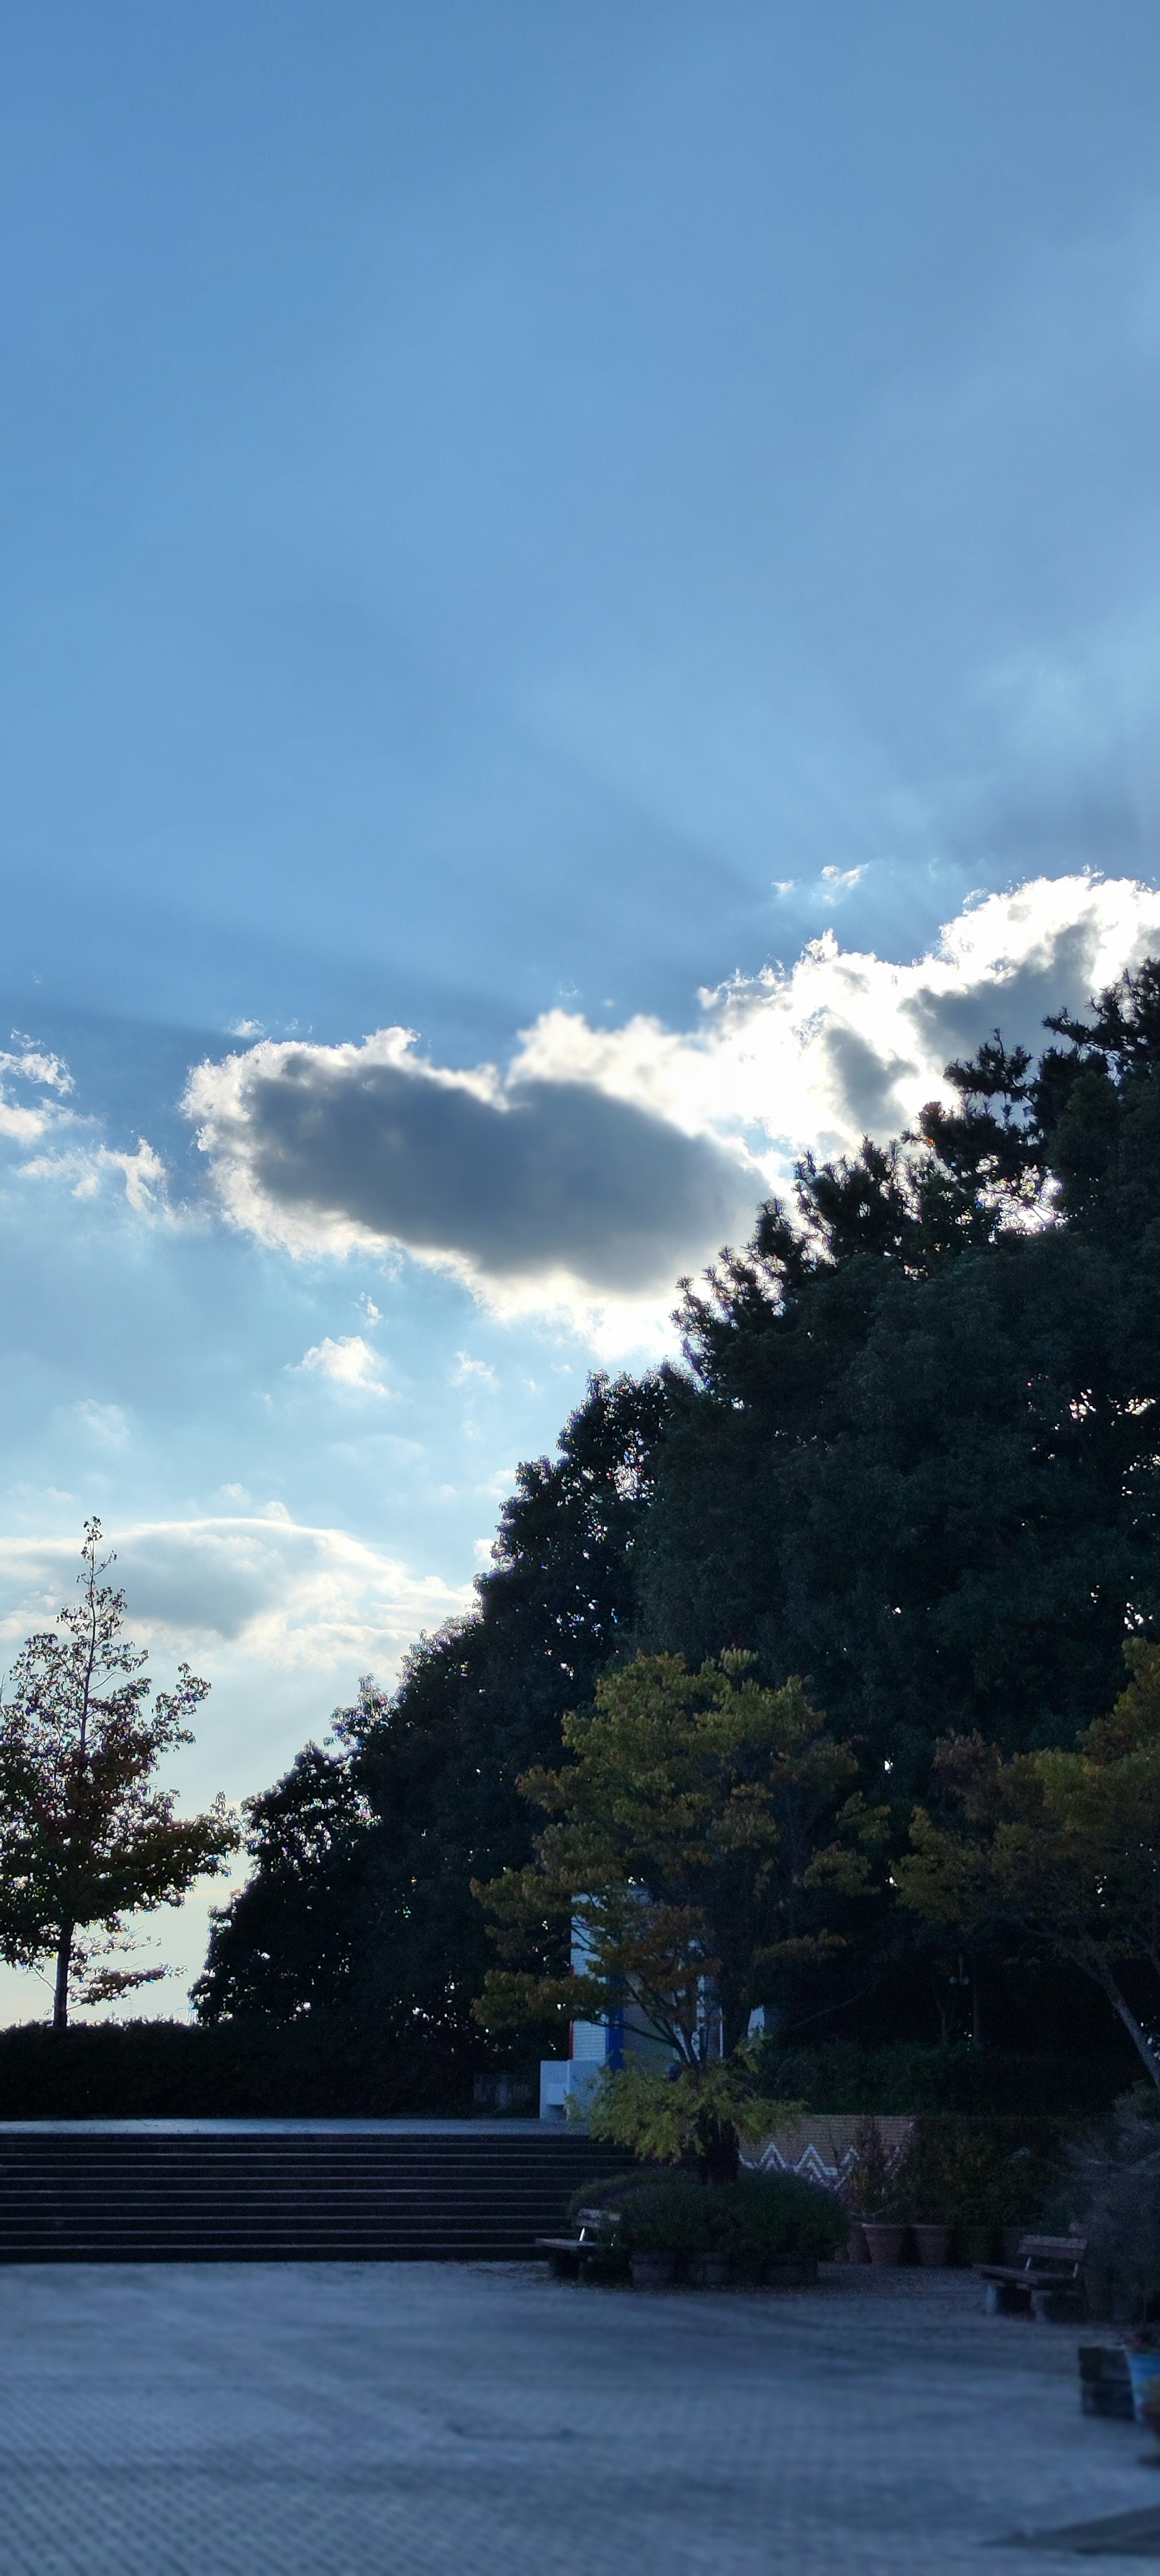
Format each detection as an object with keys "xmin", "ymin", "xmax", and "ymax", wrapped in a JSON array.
[
  {"xmin": 0, "ymin": 1522, "xmax": 237, "ymax": 2027},
  {"xmin": 473, "ymin": 1650, "xmax": 883, "ymax": 2063},
  {"xmin": 894, "ymin": 1641, "xmax": 1160, "ymax": 2086}
]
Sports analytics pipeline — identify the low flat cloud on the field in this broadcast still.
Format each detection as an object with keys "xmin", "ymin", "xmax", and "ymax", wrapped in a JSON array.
[
  {"xmin": 184, "ymin": 873, "xmax": 1160, "ymax": 1328},
  {"xmin": 0, "ymin": 1516, "xmax": 469, "ymax": 1674},
  {"xmin": 184, "ymin": 1030, "xmax": 755, "ymax": 1304}
]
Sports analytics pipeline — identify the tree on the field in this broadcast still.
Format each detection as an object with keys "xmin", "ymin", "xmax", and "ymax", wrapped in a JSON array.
[
  {"xmin": 194, "ymin": 1374, "xmax": 672, "ymax": 2035},
  {"xmin": 473, "ymin": 1651, "xmax": 883, "ymax": 2115},
  {"xmin": 0, "ymin": 1522, "xmax": 238, "ymax": 2027},
  {"xmin": 894, "ymin": 1641, "xmax": 1160, "ymax": 2087},
  {"xmin": 196, "ymin": 960, "xmax": 1160, "ymax": 2063},
  {"xmin": 635, "ymin": 962, "xmax": 1160, "ymax": 1796}
]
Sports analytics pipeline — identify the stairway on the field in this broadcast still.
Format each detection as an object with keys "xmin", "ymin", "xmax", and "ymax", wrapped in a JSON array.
[{"xmin": 0, "ymin": 2125, "xmax": 632, "ymax": 2262}]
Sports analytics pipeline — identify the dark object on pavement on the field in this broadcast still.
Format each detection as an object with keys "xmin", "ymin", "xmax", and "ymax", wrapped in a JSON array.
[
  {"xmin": 979, "ymin": 2233, "xmax": 1087, "ymax": 2320},
  {"xmin": 1078, "ymin": 2345, "xmax": 1134, "ymax": 2420},
  {"xmin": 1002, "ymin": 2503, "xmax": 1160, "ymax": 2552}
]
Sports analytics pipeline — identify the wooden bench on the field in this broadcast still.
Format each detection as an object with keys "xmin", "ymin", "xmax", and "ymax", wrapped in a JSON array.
[
  {"xmin": 978, "ymin": 2233, "xmax": 1088, "ymax": 2321},
  {"xmin": 535, "ymin": 2207, "xmax": 622, "ymax": 2280}
]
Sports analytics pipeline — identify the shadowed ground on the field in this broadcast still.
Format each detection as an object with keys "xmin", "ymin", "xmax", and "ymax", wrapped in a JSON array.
[{"xmin": 0, "ymin": 2262, "xmax": 1156, "ymax": 2573}]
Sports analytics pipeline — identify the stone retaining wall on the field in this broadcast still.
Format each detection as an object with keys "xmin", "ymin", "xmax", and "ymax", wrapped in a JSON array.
[{"xmin": 741, "ymin": 2115, "xmax": 915, "ymax": 2188}]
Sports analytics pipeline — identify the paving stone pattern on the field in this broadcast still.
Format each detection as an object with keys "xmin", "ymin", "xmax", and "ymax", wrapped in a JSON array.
[{"xmin": 0, "ymin": 2262, "xmax": 1158, "ymax": 2573}]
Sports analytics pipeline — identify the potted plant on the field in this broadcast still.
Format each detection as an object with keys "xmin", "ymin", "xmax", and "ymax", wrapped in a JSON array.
[
  {"xmin": 889, "ymin": 2122, "xmax": 958, "ymax": 2268},
  {"xmin": 843, "ymin": 2118, "xmax": 907, "ymax": 2265}
]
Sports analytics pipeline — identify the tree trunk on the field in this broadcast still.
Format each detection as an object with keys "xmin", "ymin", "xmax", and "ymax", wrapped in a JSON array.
[
  {"xmin": 53, "ymin": 1927, "xmax": 72, "ymax": 2032},
  {"xmin": 698, "ymin": 2118, "xmax": 740, "ymax": 2184},
  {"xmin": 1076, "ymin": 1939, "xmax": 1160, "ymax": 2089}
]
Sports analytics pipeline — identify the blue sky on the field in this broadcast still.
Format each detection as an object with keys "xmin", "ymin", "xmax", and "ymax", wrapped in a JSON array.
[{"xmin": 5, "ymin": 0, "xmax": 1160, "ymax": 2012}]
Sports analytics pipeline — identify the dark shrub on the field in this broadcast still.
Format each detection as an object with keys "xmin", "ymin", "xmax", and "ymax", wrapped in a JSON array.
[
  {"xmin": 599, "ymin": 2170, "xmax": 846, "ymax": 2275},
  {"xmin": 1070, "ymin": 2090, "xmax": 1160, "ymax": 2324},
  {"xmin": 711, "ymin": 2172, "xmax": 847, "ymax": 2273},
  {"xmin": 889, "ymin": 2117, "xmax": 1066, "ymax": 2228},
  {"xmin": 754, "ymin": 2040, "xmax": 1131, "ymax": 2118},
  {"xmin": 615, "ymin": 2178, "xmax": 712, "ymax": 2258},
  {"xmin": 0, "ymin": 2017, "xmax": 480, "ymax": 2118}
]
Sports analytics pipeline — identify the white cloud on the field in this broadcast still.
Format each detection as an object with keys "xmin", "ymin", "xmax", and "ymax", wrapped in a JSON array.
[
  {"xmin": 819, "ymin": 864, "xmax": 867, "ymax": 899},
  {"xmin": 293, "ymin": 1334, "xmax": 389, "ymax": 1396},
  {"xmin": 453, "ymin": 1351, "xmax": 498, "ymax": 1387},
  {"xmin": 0, "ymin": 1516, "xmax": 471, "ymax": 1676},
  {"xmin": 180, "ymin": 873, "xmax": 1160, "ymax": 1345},
  {"xmin": 74, "ymin": 1400, "xmax": 130, "ymax": 1447},
  {"xmin": 511, "ymin": 872, "xmax": 1160, "ymax": 1185},
  {"xmin": 18, "ymin": 1137, "xmax": 169, "ymax": 1215},
  {"xmin": 0, "ymin": 1041, "xmax": 75, "ymax": 1144}
]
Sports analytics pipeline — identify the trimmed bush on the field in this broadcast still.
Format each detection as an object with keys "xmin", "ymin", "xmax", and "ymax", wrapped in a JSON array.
[
  {"xmin": 708, "ymin": 2173, "xmax": 847, "ymax": 2273},
  {"xmin": 753, "ymin": 2040, "xmax": 1130, "ymax": 2118},
  {"xmin": 584, "ymin": 2170, "xmax": 847, "ymax": 2278},
  {"xmin": 0, "ymin": 2017, "xmax": 485, "ymax": 2118}
]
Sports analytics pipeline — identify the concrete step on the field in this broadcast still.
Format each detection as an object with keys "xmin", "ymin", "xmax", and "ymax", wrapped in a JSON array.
[{"xmin": 0, "ymin": 2127, "xmax": 628, "ymax": 2262}]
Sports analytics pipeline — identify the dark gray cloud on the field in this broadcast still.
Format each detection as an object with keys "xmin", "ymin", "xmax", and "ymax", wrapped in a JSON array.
[
  {"xmin": 901, "ymin": 917, "xmax": 1110, "ymax": 1079},
  {"xmin": 216, "ymin": 1050, "xmax": 754, "ymax": 1293},
  {"xmin": 821, "ymin": 1024, "xmax": 917, "ymax": 1131}
]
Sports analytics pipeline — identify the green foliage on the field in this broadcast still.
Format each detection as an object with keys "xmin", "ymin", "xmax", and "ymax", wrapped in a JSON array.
[
  {"xmin": 475, "ymin": 1651, "xmax": 880, "ymax": 2064},
  {"xmin": 613, "ymin": 2176, "xmax": 713, "ymax": 2258},
  {"xmin": 197, "ymin": 958, "xmax": 1160, "ymax": 2068},
  {"xmin": 0, "ymin": 2014, "xmax": 481, "ymax": 2117},
  {"xmin": 583, "ymin": 2057, "xmax": 796, "ymax": 2174},
  {"xmin": 711, "ymin": 2170, "xmax": 848, "ymax": 2267},
  {"xmin": 752, "ymin": 2039, "xmax": 1130, "ymax": 2117},
  {"xmin": 888, "ymin": 2117, "xmax": 1064, "ymax": 2228},
  {"xmin": 605, "ymin": 2171, "xmax": 846, "ymax": 2271},
  {"xmin": 0, "ymin": 1523, "xmax": 236, "ymax": 2026},
  {"xmin": 1071, "ymin": 2090, "xmax": 1160, "ymax": 2324},
  {"xmin": 896, "ymin": 1641, "xmax": 1160, "ymax": 2086},
  {"xmin": 195, "ymin": 1375, "xmax": 670, "ymax": 2038},
  {"xmin": 840, "ymin": 2116, "xmax": 899, "ymax": 2217},
  {"xmin": 636, "ymin": 962, "xmax": 1160, "ymax": 1813}
]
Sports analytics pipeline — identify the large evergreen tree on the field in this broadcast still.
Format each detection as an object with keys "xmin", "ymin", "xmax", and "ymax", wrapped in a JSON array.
[
  {"xmin": 194, "ymin": 1373, "xmax": 670, "ymax": 2033},
  {"xmin": 636, "ymin": 962, "xmax": 1160, "ymax": 1791},
  {"xmin": 198, "ymin": 962, "xmax": 1160, "ymax": 2061}
]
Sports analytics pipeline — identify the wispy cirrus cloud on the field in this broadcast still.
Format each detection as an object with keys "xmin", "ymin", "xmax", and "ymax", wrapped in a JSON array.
[{"xmin": 0, "ymin": 1041, "xmax": 74, "ymax": 1144}]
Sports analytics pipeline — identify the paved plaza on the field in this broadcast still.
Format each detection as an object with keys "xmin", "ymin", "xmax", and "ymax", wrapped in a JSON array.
[{"xmin": 0, "ymin": 2260, "xmax": 1158, "ymax": 2573}]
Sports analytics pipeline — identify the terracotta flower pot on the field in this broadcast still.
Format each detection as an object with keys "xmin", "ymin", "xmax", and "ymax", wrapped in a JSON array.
[
  {"xmin": 862, "ymin": 2223, "xmax": 908, "ymax": 2267},
  {"xmin": 961, "ymin": 2225, "xmax": 995, "ymax": 2267},
  {"xmin": 913, "ymin": 2224, "xmax": 951, "ymax": 2269},
  {"xmin": 630, "ymin": 2253, "xmax": 675, "ymax": 2290},
  {"xmin": 844, "ymin": 2221, "xmax": 870, "ymax": 2264},
  {"xmin": 1001, "ymin": 2228, "xmax": 1027, "ymax": 2268},
  {"xmin": 689, "ymin": 2256, "xmax": 728, "ymax": 2289}
]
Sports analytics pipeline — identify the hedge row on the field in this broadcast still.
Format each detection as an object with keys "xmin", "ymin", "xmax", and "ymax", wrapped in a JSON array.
[
  {"xmin": 0, "ymin": 2022, "xmax": 1132, "ymax": 2123},
  {"xmin": 755, "ymin": 2040, "xmax": 1135, "ymax": 2117},
  {"xmin": 0, "ymin": 2018, "xmax": 485, "ymax": 2118}
]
